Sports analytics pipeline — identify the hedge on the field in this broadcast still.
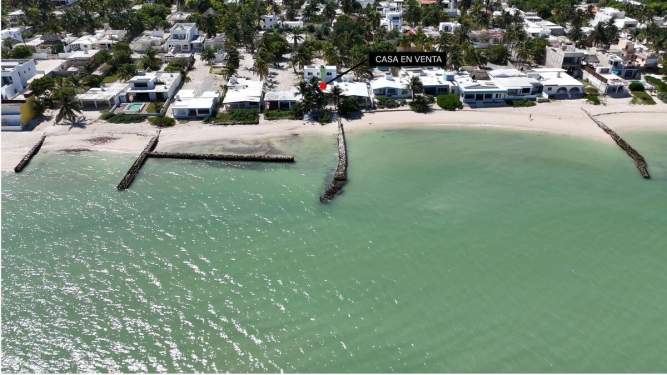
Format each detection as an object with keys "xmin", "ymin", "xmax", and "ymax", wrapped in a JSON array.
[
  {"xmin": 436, "ymin": 94, "xmax": 463, "ymax": 111},
  {"xmin": 149, "ymin": 116, "xmax": 176, "ymax": 127},
  {"xmin": 211, "ymin": 109, "xmax": 259, "ymax": 125}
]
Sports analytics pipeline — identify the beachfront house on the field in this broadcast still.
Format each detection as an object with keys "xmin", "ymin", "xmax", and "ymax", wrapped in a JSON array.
[
  {"xmin": 402, "ymin": 67, "xmax": 455, "ymax": 96},
  {"xmin": 582, "ymin": 65, "xmax": 627, "ymax": 97},
  {"xmin": 370, "ymin": 74, "xmax": 411, "ymax": 99},
  {"xmin": 304, "ymin": 65, "xmax": 337, "ymax": 82},
  {"xmin": 527, "ymin": 68, "xmax": 584, "ymax": 99},
  {"xmin": 130, "ymin": 30, "xmax": 169, "ymax": 53},
  {"xmin": 264, "ymin": 88, "xmax": 302, "ymax": 111},
  {"xmin": 125, "ymin": 72, "xmax": 182, "ymax": 102},
  {"xmin": 330, "ymin": 81, "xmax": 372, "ymax": 108},
  {"xmin": 488, "ymin": 69, "xmax": 543, "ymax": 102},
  {"xmin": 545, "ymin": 42, "xmax": 585, "ymax": 78},
  {"xmin": 222, "ymin": 77, "xmax": 264, "ymax": 111},
  {"xmin": 1, "ymin": 59, "xmax": 38, "ymax": 129},
  {"xmin": 166, "ymin": 23, "xmax": 204, "ymax": 53},
  {"xmin": 171, "ymin": 90, "xmax": 219, "ymax": 119},
  {"xmin": 76, "ymin": 83, "xmax": 130, "ymax": 109},
  {"xmin": 453, "ymin": 74, "xmax": 507, "ymax": 107}
]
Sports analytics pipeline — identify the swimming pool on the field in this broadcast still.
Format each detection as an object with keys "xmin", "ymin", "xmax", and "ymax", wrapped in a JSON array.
[{"xmin": 126, "ymin": 103, "xmax": 144, "ymax": 112}]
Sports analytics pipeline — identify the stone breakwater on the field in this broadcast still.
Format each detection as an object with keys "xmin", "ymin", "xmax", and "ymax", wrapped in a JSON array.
[
  {"xmin": 14, "ymin": 135, "xmax": 46, "ymax": 173},
  {"xmin": 147, "ymin": 152, "xmax": 295, "ymax": 163},
  {"xmin": 582, "ymin": 108, "xmax": 650, "ymax": 179},
  {"xmin": 117, "ymin": 131, "xmax": 161, "ymax": 190},
  {"xmin": 320, "ymin": 119, "xmax": 348, "ymax": 203}
]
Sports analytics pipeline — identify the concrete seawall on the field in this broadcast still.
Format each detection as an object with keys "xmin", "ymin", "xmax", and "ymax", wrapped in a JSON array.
[
  {"xmin": 582, "ymin": 108, "xmax": 650, "ymax": 179},
  {"xmin": 320, "ymin": 119, "xmax": 348, "ymax": 203}
]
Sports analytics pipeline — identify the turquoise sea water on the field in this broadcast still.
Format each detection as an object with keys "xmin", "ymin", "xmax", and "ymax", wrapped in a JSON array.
[{"xmin": 2, "ymin": 128, "xmax": 667, "ymax": 372}]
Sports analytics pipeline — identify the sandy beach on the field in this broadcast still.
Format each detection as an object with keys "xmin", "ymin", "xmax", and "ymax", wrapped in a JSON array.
[{"xmin": 2, "ymin": 98, "xmax": 666, "ymax": 172}]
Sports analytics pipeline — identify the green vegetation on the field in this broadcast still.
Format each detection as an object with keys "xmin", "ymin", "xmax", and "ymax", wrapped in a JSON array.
[
  {"xmin": 298, "ymin": 78, "xmax": 329, "ymax": 122},
  {"xmin": 511, "ymin": 100, "xmax": 537, "ymax": 107},
  {"xmin": 630, "ymin": 91, "xmax": 656, "ymax": 105},
  {"xmin": 436, "ymin": 94, "xmax": 463, "ymax": 111},
  {"xmin": 264, "ymin": 110, "xmax": 301, "ymax": 120},
  {"xmin": 102, "ymin": 74, "xmax": 121, "ymax": 84},
  {"xmin": 4, "ymin": 45, "xmax": 33, "ymax": 59},
  {"xmin": 645, "ymin": 76, "xmax": 667, "ymax": 103},
  {"xmin": 338, "ymin": 97, "xmax": 361, "ymax": 118},
  {"xmin": 103, "ymin": 114, "xmax": 146, "ymax": 123},
  {"xmin": 585, "ymin": 86, "xmax": 602, "ymax": 105},
  {"xmin": 211, "ymin": 109, "xmax": 259, "ymax": 125},
  {"xmin": 628, "ymin": 81, "xmax": 645, "ymax": 92},
  {"xmin": 145, "ymin": 102, "xmax": 165, "ymax": 114},
  {"xmin": 376, "ymin": 97, "xmax": 402, "ymax": 109},
  {"xmin": 149, "ymin": 116, "xmax": 176, "ymax": 127},
  {"xmin": 409, "ymin": 96, "xmax": 432, "ymax": 113}
]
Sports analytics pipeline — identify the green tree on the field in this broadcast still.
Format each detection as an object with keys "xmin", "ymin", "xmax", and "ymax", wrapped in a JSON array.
[
  {"xmin": 55, "ymin": 90, "xmax": 82, "ymax": 126},
  {"xmin": 139, "ymin": 48, "xmax": 162, "ymax": 71},
  {"xmin": 201, "ymin": 46, "xmax": 217, "ymax": 65},
  {"xmin": 408, "ymin": 76, "xmax": 423, "ymax": 100},
  {"xmin": 404, "ymin": 0, "xmax": 422, "ymax": 26},
  {"xmin": 117, "ymin": 64, "xmax": 137, "ymax": 81}
]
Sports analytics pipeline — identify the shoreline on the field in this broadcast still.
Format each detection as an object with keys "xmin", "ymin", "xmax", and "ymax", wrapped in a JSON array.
[{"xmin": 3, "ymin": 99, "xmax": 667, "ymax": 172}]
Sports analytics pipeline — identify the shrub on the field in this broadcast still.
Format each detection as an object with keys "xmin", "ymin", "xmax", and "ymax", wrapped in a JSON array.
[
  {"xmin": 145, "ymin": 101, "xmax": 164, "ymax": 114},
  {"xmin": 657, "ymin": 91, "xmax": 667, "ymax": 104},
  {"xmin": 511, "ymin": 100, "xmax": 536, "ymax": 107},
  {"xmin": 338, "ymin": 97, "xmax": 360, "ymax": 118},
  {"xmin": 105, "ymin": 114, "xmax": 146, "ymax": 123},
  {"xmin": 376, "ymin": 96, "xmax": 400, "ymax": 109},
  {"xmin": 317, "ymin": 109, "xmax": 333, "ymax": 123},
  {"xmin": 630, "ymin": 91, "xmax": 656, "ymax": 105},
  {"xmin": 645, "ymin": 76, "xmax": 667, "ymax": 92},
  {"xmin": 628, "ymin": 81, "xmax": 645, "ymax": 92},
  {"xmin": 436, "ymin": 94, "xmax": 463, "ymax": 111},
  {"xmin": 149, "ymin": 116, "xmax": 176, "ymax": 127},
  {"xmin": 212, "ymin": 109, "xmax": 259, "ymax": 125},
  {"xmin": 100, "ymin": 111, "xmax": 113, "ymax": 120},
  {"xmin": 409, "ymin": 95, "xmax": 431, "ymax": 113},
  {"xmin": 264, "ymin": 110, "xmax": 295, "ymax": 120}
]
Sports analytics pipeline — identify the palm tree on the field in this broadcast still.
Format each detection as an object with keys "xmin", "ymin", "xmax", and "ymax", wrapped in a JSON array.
[
  {"xmin": 117, "ymin": 64, "xmax": 137, "ymax": 81},
  {"xmin": 201, "ymin": 46, "xmax": 217, "ymax": 65},
  {"xmin": 290, "ymin": 45, "xmax": 311, "ymax": 74},
  {"xmin": 437, "ymin": 32, "xmax": 453, "ymax": 68},
  {"xmin": 330, "ymin": 85, "xmax": 343, "ymax": 112},
  {"xmin": 139, "ymin": 48, "xmax": 161, "ymax": 71},
  {"xmin": 253, "ymin": 56, "xmax": 270, "ymax": 81},
  {"xmin": 408, "ymin": 76, "xmax": 423, "ymax": 100},
  {"xmin": 290, "ymin": 27, "xmax": 304, "ymax": 51},
  {"xmin": 55, "ymin": 92, "xmax": 82, "ymax": 126}
]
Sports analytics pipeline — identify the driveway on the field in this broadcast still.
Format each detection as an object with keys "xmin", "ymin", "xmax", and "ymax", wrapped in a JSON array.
[{"xmin": 181, "ymin": 55, "xmax": 224, "ymax": 96}]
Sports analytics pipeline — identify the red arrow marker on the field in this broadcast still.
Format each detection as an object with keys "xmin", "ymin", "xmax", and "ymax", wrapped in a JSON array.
[{"xmin": 319, "ymin": 81, "xmax": 327, "ymax": 91}]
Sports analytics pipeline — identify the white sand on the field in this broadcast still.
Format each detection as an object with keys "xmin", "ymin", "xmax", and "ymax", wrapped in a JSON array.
[{"xmin": 2, "ymin": 98, "xmax": 666, "ymax": 171}]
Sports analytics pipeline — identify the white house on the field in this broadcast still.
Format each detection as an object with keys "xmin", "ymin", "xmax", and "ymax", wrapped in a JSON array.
[
  {"xmin": 1, "ymin": 59, "xmax": 38, "ymax": 128},
  {"xmin": 166, "ymin": 23, "xmax": 204, "ymax": 53},
  {"xmin": 329, "ymin": 81, "xmax": 371, "ymax": 108},
  {"xmin": 453, "ymin": 73, "xmax": 507, "ymax": 107},
  {"xmin": 527, "ymin": 68, "xmax": 584, "ymax": 99},
  {"xmin": 171, "ymin": 89, "xmax": 219, "ymax": 118},
  {"xmin": 370, "ymin": 74, "xmax": 411, "ymax": 99},
  {"xmin": 1, "ymin": 27, "xmax": 23, "ymax": 43},
  {"xmin": 281, "ymin": 20, "xmax": 304, "ymax": 29},
  {"xmin": 591, "ymin": 8, "xmax": 638, "ymax": 30},
  {"xmin": 166, "ymin": 11, "xmax": 192, "ymax": 24},
  {"xmin": 64, "ymin": 29, "xmax": 126, "ymax": 52},
  {"xmin": 264, "ymin": 88, "xmax": 302, "ymax": 110},
  {"xmin": 261, "ymin": 15, "xmax": 280, "ymax": 30},
  {"xmin": 77, "ymin": 83, "xmax": 130, "ymax": 109},
  {"xmin": 304, "ymin": 65, "xmax": 337, "ymax": 82},
  {"xmin": 126, "ymin": 72, "xmax": 182, "ymax": 102},
  {"xmin": 438, "ymin": 22, "xmax": 461, "ymax": 33},
  {"xmin": 402, "ymin": 67, "xmax": 455, "ymax": 96},
  {"xmin": 582, "ymin": 65, "xmax": 627, "ymax": 96},
  {"xmin": 1, "ymin": 59, "xmax": 37, "ymax": 101},
  {"xmin": 130, "ymin": 30, "xmax": 169, "ymax": 53},
  {"xmin": 381, "ymin": 11, "xmax": 402, "ymax": 31},
  {"xmin": 222, "ymin": 77, "xmax": 264, "ymax": 111},
  {"xmin": 545, "ymin": 42, "xmax": 585, "ymax": 77},
  {"xmin": 488, "ymin": 69, "xmax": 543, "ymax": 101}
]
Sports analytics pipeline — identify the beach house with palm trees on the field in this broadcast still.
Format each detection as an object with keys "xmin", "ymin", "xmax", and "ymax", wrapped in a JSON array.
[{"xmin": 222, "ymin": 77, "xmax": 264, "ymax": 111}]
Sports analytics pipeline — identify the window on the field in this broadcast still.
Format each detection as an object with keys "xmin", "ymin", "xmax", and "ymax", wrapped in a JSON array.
[
  {"xmin": 484, "ymin": 93, "xmax": 492, "ymax": 99},
  {"xmin": 326, "ymin": 72, "xmax": 332, "ymax": 76},
  {"xmin": 522, "ymin": 88, "xmax": 530, "ymax": 94},
  {"xmin": 465, "ymin": 94, "xmax": 474, "ymax": 99}
]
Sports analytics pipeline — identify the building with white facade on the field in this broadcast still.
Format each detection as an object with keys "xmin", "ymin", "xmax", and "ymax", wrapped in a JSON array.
[
  {"xmin": 126, "ymin": 72, "xmax": 182, "ymax": 102},
  {"xmin": 64, "ymin": 30, "xmax": 127, "ymax": 52},
  {"xmin": 222, "ymin": 77, "xmax": 264, "ymax": 111},
  {"xmin": 370, "ymin": 74, "xmax": 411, "ymax": 99},
  {"xmin": 329, "ymin": 81, "xmax": 371, "ymax": 108},
  {"xmin": 545, "ymin": 42, "xmax": 586, "ymax": 77},
  {"xmin": 303, "ymin": 65, "xmax": 337, "ymax": 82},
  {"xmin": 171, "ymin": 90, "xmax": 219, "ymax": 118},
  {"xmin": 438, "ymin": 22, "xmax": 461, "ymax": 33},
  {"xmin": 582, "ymin": 65, "xmax": 627, "ymax": 96},
  {"xmin": 527, "ymin": 68, "xmax": 584, "ymax": 99},
  {"xmin": 264, "ymin": 88, "xmax": 302, "ymax": 110},
  {"xmin": 453, "ymin": 74, "xmax": 508, "ymax": 107},
  {"xmin": 381, "ymin": 11, "xmax": 403, "ymax": 31},
  {"xmin": 1, "ymin": 27, "xmax": 24, "ymax": 43},
  {"xmin": 77, "ymin": 83, "xmax": 130, "ymax": 109},
  {"xmin": 130, "ymin": 30, "xmax": 169, "ymax": 53},
  {"xmin": 591, "ymin": 8, "xmax": 638, "ymax": 30},
  {"xmin": 1, "ymin": 59, "xmax": 38, "ymax": 128},
  {"xmin": 166, "ymin": 23, "xmax": 204, "ymax": 53},
  {"xmin": 261, "ymin": 15, "xmax": 280, "ymax": 30},
  {"xmin": 488, "ymin": 69, "xmax": 543, "ymax": 101},
  {"xmin": 402, "ymin": 67, "xmax": 455, "ymax": 96}
]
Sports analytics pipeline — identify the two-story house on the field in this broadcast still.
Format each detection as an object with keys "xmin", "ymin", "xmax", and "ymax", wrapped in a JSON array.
[
  {"xmin": 2, "ymin": 59, "xmax": 38, "ymax": 129},
  {"xmin": 125, "ymin": 72, "xmax": 182, "ymax": 102},
  {"xmin": 166, "ymin": 23, "xmax": 205, "ymax": 53}
]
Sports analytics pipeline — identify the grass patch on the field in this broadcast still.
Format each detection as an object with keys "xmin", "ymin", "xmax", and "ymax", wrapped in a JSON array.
[
  {"xmin": 102, "ymin": 74, "xmax": 120, "ymax": 84},
  {"xmin": 645, "ymin": 76, "xmax": 667, "ymax": 92},
  {"xmin": 376, "ymin": 96, "xmax": 403, "ymax": 109},
  {"xmin": 264, "ymin": 110, "xmax": 298, "ymax": 120},
  {"xmin": 630, "ymin": 91, "xmax": 656, "ymax": 105},
  {"xmin": 101, "ymin": 112, "xmax": 146, "ymax": 123},
  {"xmin": 510, "ymin": 99, "xmax": 537, "ymax": 107},
  {"xmin": 145, "ymin": 101, "xmax": 165, "ymax": 114},
  {"xmin": 210, "ymin": 109, "xmax": 259, "ymax": 125},
  {"xmin": 149, "ymin": 116, "xmax": 176, "ymax": 127},
  {"xmin": 584, "ymin": 85, "xmax": 602, "ymax": 105}
]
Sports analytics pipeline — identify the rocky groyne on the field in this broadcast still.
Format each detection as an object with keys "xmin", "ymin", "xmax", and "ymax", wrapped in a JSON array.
[
  {"xmin": 14, "ymin": 135, "xmax": 46, "ymax": 173},
  {"xmin": 148, "ymin": 152, "xmax": 295, "ymax": 163},
  {"xmin": 320, "ymin": 119, "xmax": 348, "ymax": 203},
  {"xmin": 116, "ymin": 131, "xmax": 160, "ymax": 190}
]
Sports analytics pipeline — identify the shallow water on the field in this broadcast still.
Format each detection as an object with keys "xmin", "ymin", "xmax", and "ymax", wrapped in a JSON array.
[{"xmin": 2, "ymin": 129, "xmax": 667, "ymax": 372}]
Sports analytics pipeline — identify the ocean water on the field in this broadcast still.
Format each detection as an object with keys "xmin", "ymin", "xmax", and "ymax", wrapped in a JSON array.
[{"xmin": 2, "ymin": 128, "xmax": 667, "ymax": 372}]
